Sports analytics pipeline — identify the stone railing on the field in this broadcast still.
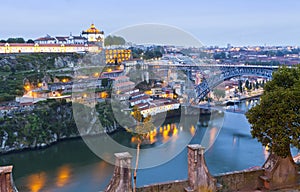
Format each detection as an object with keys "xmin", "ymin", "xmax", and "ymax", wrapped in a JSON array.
[
  {"xmin": 104, "ymin": 145, "xmax": 299, "ymax": 192},
  {"xmin": 0, "ymin": 166, "xmax": 18, "ymax": 192},
  {"xmin": 215, "ymin": 167, "xmax": 264, "ymax": 191}
]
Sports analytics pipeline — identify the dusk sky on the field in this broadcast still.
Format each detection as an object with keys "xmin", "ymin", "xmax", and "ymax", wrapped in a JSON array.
[{"xmin": 1, "ymin": 0, "xmax": 300, "ymax": 47}]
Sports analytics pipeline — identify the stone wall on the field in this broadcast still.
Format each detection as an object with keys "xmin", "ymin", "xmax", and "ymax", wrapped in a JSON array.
[
  {"xmin": 136, "ymin": 180, "xmax": 188, "ymax": 192},
  {"xmin": 215, "ymin": 167, "xmax": 265, "ymax": 192}
]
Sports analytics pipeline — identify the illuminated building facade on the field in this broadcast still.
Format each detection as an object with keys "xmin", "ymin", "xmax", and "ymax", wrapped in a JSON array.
[
  {"xmin": 0, "ymin": 24, "xmax": 105, "ymax": 54},
  {"xmin": 0, "ymin": 43, "xmax": 101, "ymax": 54},
  {"xmin": 105, "ymin": 49, "xmax": 132, "ymax": 64},
  {"xmin": 82, "ymin": 24, "xmax": 104, "ymax": 46}
]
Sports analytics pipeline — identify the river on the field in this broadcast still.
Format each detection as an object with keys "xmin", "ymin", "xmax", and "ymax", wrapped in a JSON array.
[{"xmin": 0, "ymin": 100, "xmax": 295, "ymax": 192}]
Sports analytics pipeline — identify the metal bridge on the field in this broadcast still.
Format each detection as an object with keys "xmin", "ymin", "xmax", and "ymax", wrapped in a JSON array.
[{"xmin": 147, "ymin": 62, "xmax": 279, "ymax": 100}]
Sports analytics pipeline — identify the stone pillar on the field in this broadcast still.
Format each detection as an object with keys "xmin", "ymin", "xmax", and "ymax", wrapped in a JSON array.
[
  {"xmin": 105, "ymin": 152, "xmax": 132, "ymax": 192},
  {"xmin": 185, "ymin": 144, "xmax": 216, "ymax": 192},
  {"xmin": 0, "ymin": 166, "xmax": 17, "ymax": 192}
]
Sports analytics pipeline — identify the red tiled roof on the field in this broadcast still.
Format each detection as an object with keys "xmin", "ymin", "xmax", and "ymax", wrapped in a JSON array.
[
  {"xmin": 129, "ymin": 95, "xmax": 151, "ymax": 103},
  {"xmin": 130, "ymin": 91, "xmax": 144, "ymax": 97},
  {"xmin": 114, "ymin": 81, "xmax": 135, "ymax": 88},
  {"xmin": 3, "ymin": 43, "xmax": 35, "ymax": 47},
  {"xmin": 135, "ymin": 103, "xmax": 149, "ymax": 109},
  {"xmin": 35, "ymin": 37, "xmax": 56, "ymax": 41},
  {"xmin": 56, "ymin": 37, "xmax": 67, "ymax": 41}
]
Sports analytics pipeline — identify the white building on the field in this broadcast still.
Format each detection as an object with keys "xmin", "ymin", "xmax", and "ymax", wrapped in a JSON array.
[{"xmin": 82, "ymin": 23, "xmax": 104, "ymax": 46}]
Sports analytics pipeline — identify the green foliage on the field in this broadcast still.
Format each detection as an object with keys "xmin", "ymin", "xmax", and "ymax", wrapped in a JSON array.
[
  {"xmin": 130, "ymin": 46, "xmax": 164, "ymax": 60},
  {"xmin": 246, "ymin": 66, "xmax": 300, "ymax": 157},
  {"xmin": 26, "ymin": 39, "xmax": 34, "ymax": 43},
  {"xmin": 238, "ymin": 80, "xmax": 243, "ymax": 93},
  {"xmin": 7, "ymin": 37, "xmax": 25, "ymax": 43},
  {"xmin": 0, "ymin": 99, "xmax": 79, "ymax": 148},
  {"xmin": 126, "ymin": 106, "xmax": 155, "ymax": 142},
  {"xmin": 213, "ymin": 89, "xmax": 225, "ymax": 101},
  {"xmin": 96, "ymin": 101, "xmax": 115, "ymax": 129},
  {"xmin": 104, "ymin": 35, "xmax": 126, "ymax": 46},
  {"xmin": 245, "ymin": 80, "xmax": 250, "ymax": 90}
]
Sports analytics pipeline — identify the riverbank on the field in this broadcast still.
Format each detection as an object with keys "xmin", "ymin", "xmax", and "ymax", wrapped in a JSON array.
[
  {"xmin": 0, "ymin": 107, "xmax": 184, "ymax": 156},
  {"xmin": 0, "ymin": 128, "xmax": 120, "ymax": 156}
]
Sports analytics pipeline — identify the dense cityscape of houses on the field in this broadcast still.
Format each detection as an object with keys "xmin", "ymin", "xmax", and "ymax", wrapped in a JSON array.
[{"xmin": 1, "ymin": 23, "xmax": 300, "ymax": 118}]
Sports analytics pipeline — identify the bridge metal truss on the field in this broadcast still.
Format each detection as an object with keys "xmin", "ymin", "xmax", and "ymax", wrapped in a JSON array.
[{"xmin": 190, "ymin": 65, "xmax": 277, "ymax": 100}]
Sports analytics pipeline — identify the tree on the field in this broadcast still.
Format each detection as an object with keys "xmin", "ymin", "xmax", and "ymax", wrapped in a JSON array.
[
  {"xmin": 213, "ymin": 89, "xmax": 225, "ymax": 101},
  {"xmin": 246, "ymin": 66, "xmax": 300, "ymax": 157},
  {"xmin": 104, "ymin": 35, "xmax": 126, "ymax": 46},
  {"xmin": 238, "ymin": 80, "xmax": 243, "ymax": 93},
  {"xmin": 255, "ymin": 80, "xmax": 259, "ymax": 89},
  {"xmin": 249, "ymin": 82, "xmax": 253, "ymax": 90},
  {"xmin": 245, "ymin": 79, "xmax": 250, "ymax": 90},
  {"xmin": 7, "ymin": 37, "xmax": 25, "ymax": 43},
  {"xmin": 126, "ymin": 106, "xmax": 155, "ymax": 192},
  {"xmin": 26, "ymin": 39, "xmax": 34, "ymax": 43}
]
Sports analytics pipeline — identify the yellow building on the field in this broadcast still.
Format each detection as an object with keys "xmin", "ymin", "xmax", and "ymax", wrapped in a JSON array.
[
  {"xmin": 105, "ymin": 49, "xmax": 132, "ymax": 64},
  {"xmin": 0, "ymin": 43, "xmax": 101, "ymax": 54}
]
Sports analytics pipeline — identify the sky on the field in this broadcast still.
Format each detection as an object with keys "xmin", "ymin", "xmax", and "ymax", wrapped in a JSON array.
[{"xmin": 1, "ymin": 0, "xmax": 300, "ymax": 47}]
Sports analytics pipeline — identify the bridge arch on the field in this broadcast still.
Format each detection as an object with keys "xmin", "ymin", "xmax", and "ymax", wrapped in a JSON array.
[{"xmin": 193, "ymin": 65, "xmax": 277, "ymax": 100}]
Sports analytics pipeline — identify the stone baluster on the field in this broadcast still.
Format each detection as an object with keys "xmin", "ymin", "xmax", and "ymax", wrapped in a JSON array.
[
  {"xmin": 105, "ymin": 152, "xmax": 132, "ymax": 192},
  {"xmin": 185, "ymin": 144, "xmax": 216, "ymax": 192}
]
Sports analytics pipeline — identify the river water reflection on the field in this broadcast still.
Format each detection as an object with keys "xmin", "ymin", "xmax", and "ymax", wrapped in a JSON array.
[{"xmin": 1, "ymin": 100, "xmax": 295, "ymax": 191}]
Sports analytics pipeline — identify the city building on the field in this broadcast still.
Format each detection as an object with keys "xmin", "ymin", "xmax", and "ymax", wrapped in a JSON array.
[
  {"xmin": 0, "ymin": 24, "xmax": 105, "ymax": 54},
  {"xmin": 105, "ymin": 49, "xmax": 132, "ymax": 64},
  {"xmin": 0, "ymin": 43, "xmax": 100, "ymax": 53},
  {"xmin": 82, "ymin": 23, "xmax": 104, "ymax": 46},
  {"xmin": 111, "ymin": 76, "xmax": 135, "ymax": 93}
]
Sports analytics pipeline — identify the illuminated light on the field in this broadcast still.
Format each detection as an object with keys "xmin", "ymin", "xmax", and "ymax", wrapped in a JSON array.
[
  {"xmin": 24, "ymin": 85, "xmax": 31, "ymax": 91},
  {"xmin": 27, "ymin": 172, "xmax": 47, "ymax": 192},
  {"xmin": 149, "ymin": 134, "xmax": 156, "ymax": 144},
  {"xmin": 159, "ymin": 127, "xmax": 163, "ymax": 133},
  {"xmin": 100, "ymin": 92, "xmax": 108, "ymax": 98},
  {"xmin": 180, "ymin": 126, "xmax": 183, "ymax": 131},
  {"xmin": 56, "ymin": 165, "xmax": 71, "ymax": 187},
  {"xmin": 209, "ymin": 127, "xmax": 217, "ymax": 147},
  {"xmin": 94, "ymin": 72, "xmax": 99, "ymax": 77},
  {"xmin": 37, "ymin": 83, "xmax": 43, "ymax": 87},
  {"xmin": 106, "ymin": 68, "xmax": 112, "ymax": 72},
  {"xmin": 56, "ymin": 93, "xmax": 61, "ymax": 97},
  {"xmin": 61, "ymin": 79, "xmax": 69, "ymax": 83},
  {"xmin": 83, "ymin": 93, "xmax": 87, "ymax": 98},
  {"xmin": 162, "ymin": 129, "xmax": 170, "ymax": 143},
  {"xmin": 153, "ymin": 129, "xmax": 157, "ymax": 135},
  {"xmin": 173, "ymin": 127, "xmax": 178, "ymax": 136},
  {"xmin": 167, "ymin": 124, "xmax": 170, "ymax": 131},
  {"xmin": 131, "ymin": 137, "xmax": 136, "ymax": 143},
  {"xmin": 190, "ymin": 125, "xmax": 196, "ymax": 136}
]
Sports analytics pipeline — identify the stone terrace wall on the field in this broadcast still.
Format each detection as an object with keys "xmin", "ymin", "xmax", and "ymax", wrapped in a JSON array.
[
  {"xmin": 136, "ymin": 180, "xmax": 188, "ymax": 192},
  {"xmin": 215, "ymin": 168, "xmax": 264, "ymax": 192}
]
